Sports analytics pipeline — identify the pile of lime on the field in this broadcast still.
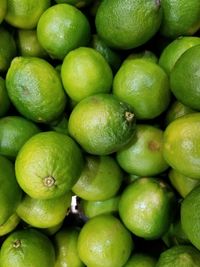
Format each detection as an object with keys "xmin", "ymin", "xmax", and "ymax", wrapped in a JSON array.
[{"xmin": 1, "ymin": 0, "xmax": 200, "ymax": 266}]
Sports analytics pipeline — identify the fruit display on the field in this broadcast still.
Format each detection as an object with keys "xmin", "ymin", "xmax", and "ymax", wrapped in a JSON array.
[{"xmin": 0, "ymin": 0, "xmax": 200, "ymax": 266}]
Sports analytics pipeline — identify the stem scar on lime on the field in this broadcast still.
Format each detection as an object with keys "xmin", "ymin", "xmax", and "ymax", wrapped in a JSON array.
[
  {"xmin": 125, "ymin": 111, "xmax": 135, "ymax": 123},
  {"xmin": 43, "ymin": 176, "xmax": 55, "ymax": 188},
  {"xmin": 13, "ymin": 239, "xmax": 21, "ymax": 249}
]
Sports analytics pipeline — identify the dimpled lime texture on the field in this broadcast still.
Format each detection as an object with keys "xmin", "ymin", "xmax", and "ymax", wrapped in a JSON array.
[
  {"xmin": 0, "ymin": 0, "xmax": 7, "ymax": 23},
  {"xmin": 95, "ymin": 0, "xmax": 162, "ymax": 50},
  {"xmin": 0, "ymin": 155, "xmax": 22, "ymax": 225},
  {"xmin": 181, "ymin": 185, "xmax": 200, "ymax": 251},
  {"xmin": 68, "ymin": 94, "xmax": 136, "ymax": 155},
  {"xmin": 163, "ymin": 113, "xmax": 200, "ymax": 179},
  {"xmin": 6, "ymin": 57, "xmax": 67, "ymax": 123},
  {"xmin": 170, "ymin": 45, "xmax": 200, "ymax": 111},
  {"xmin": 124, "ymin": 253, "xmax": 157, "ymax": 267},
  {"xmin": 77, "ymin": 214, "xmax": 133, "ymax": 267},
  {"xmin": 113, "ymin": 59, "xmax": 170, "ymax": 119},
  {"xmin": 119, "ymin": 178, "xmax": 175, "ymax": 239},
  {"xmin": 5, "ymin": 0, "xmax": 50, "ymax": 29},
  {"xmin": 0, "ymin": 116, "xmax": 40, "ymax": 159},
  {"xmin": 0, "ymin": 77, "xmax": 10, "ymax": 117},
  {"xmin": 15, "ymin": 131, "xmax": 84, "ymax": 200},
  {"xmin": 0, "ymin": 229, "xmax": 55, "ymax": 267},
  {"xmin": 156, "ymin": 245, "xmax": 200, "ymax": 267},
  {"xmin": 160, "ymin": 0, "xmax": 200, "ymax": 38},
  {"xmin": 37, "ymin": 4, "xmax": 91, "ymax": 60}
]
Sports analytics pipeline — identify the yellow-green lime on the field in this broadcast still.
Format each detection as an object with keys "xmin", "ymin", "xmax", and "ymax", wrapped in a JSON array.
[
  {"xmin": 42, "ymin": 221, "xmax": 64, "ymax": 236},
  {"xmin": 6, "ymin": 56, "xmax": 67, "ymax": 123},
  {"xmin": 17, "ymin": 29, "xmax": 48, "ymax": 58},
  {"xmin": 81, "ymin": 195, "xmax": 120, "ymax": 218},
  {"xmin": 5, "ymin": 0, "xmax": 50, "ymax": 29},
  {"xmin": 95, "ymin": 0, "xmax": 162, "ymax": 50},
  {"xmin": 72, "ymin": 155, "xmax": 123, "ymax": 201},
  {"xmin": 0, "ymin": 116, "xmax": 40, "ymax": 159},
  {"xmin": 156, "ymin": 245, "xmax": 200, "ymax": 267},
  {"xmin": 119, "ymin": 178, "xmax": 176, "ymax": 239},
  {"xmin": 77, "ymin": 214, "xmax": 133, "ymax": 267},
  {"xmin": 159, "ymin": 36, "xmax": 200, "ymax": 75},
  {"xmin": 54, "ymin": 227, "xmax": 84, "ymax": 267},
  {"xmin": 68, "ymin": 93, "xmax": 136, "ymax": 155},
  {"xmin": 116, "ymin": 124, "xmax": 169, "ymax": 176},
  {"xmin": 124, "ymin": 50, "xmax": 158, "ymax": 64},
  {"xmin": 123, "ymin": 253, "xmax": 157, "ymax": 267},
  {"xmin": 15, "ymin": 131, "xmax": 84, "ymax": 199},
  {"xmin": 170, "ymin": 45, "xmax": 200, "ymax": 110},
  {"xmin": 160, "ymin": 0, "xmax": 200, "ymax": 38},
  {"xmin": 37, "ymin": 4, "xmax": 91, "ymax": 60},
  {"xmin": 0, "ymin": 77, "xmax": 10, "ymax": 117},
  {"xmin": 0, "ymin": 0, "xmax": 7, "ymax": 23},
  {"xmin": 55, "ymin": 0, "xmax": 92, "ymax": 8},
  {"xmin": 0, "ymin": 213, "xmax": 20, "ymax": 237},
  {"xmin": 0, "ymin": 26, "xmax": 16, "ymax": 73},
  {"xmin": 163, "ymin": 113, "xmax": 200, "ymax": 179},
  {"xmin": 17, "ymin": 191, "xmax": 72, "ymax": 228},
  {"xmin": 0, "ymin": 228, "xmax": 55, "ymax": 267},
  {"xmin": 0, "ymin": 155, "xmax": 22, "ymax": 225},
  {"xmin": 169, "ymin": 168, "xmax": 199, "ymax": 198},
  {"xmin": 113, "ymin": 59, "xmax": 170, "ymax": 120},
  {"xmin": 181, "ymin": 184, "xmax": 200, "ymax": 250},
  {"xmin": 61, "ymin": 47, "xmax": 113, "ymax": 102}
]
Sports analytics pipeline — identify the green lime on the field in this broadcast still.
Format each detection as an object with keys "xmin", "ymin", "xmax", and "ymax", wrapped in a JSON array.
[
  {"xmin": 0, "ymin": 228, "xmax": 55, "ymax": 267},
  {"xmin": 0, "ymin": 77, "xmax": 10, "ymax": 117},
  {"xmin": 42, "ymin": 221, "xmax": 64, "ymax": 236},
  {"xmin": 50, "ymin": 114, "xmax": 69, "ymax": 135},
  {"xmin": 37, "ymin": 4, "xmax": 91, "ymax": 60},
  {"xmin": 55, "ymin": 0, "xmax": 92, "ymax": 8},
  {"xmin": 0, "ymin": 0, "xmax": 7, "ymax": 23},
  {"xmin": 0, "ymin": 116, "xmax": 40, "ymax": 159},
  {"xmin": 124, "ymin": 50, "xmax": 158, "ymax": 64},
  {"xmin": 68, "ymin": 93, "xmax": 136, "ymax": 155},
  {"xmin": 15, "ymin": 131, "xmax": 84, "ymax": 199},
  {"xmin": 6, "ymin": 56, "xmax": 67, "ymax": 123},
  {"xmin": 61, "ymin": 47, "xmax": 113, "ymax": 102},
  {"xmin": 77, "ymin": 214, "xmax": 133, "ymax": 267},
  {"xmin": 124, "ymin": 253, "xmax": 157, "ymax": 267},
  {"xmin": 0, "ymin": 213, "xmax": 20, "ymax": 237}
]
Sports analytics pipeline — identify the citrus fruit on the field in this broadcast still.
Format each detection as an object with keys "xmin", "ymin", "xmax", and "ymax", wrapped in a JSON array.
[
  {"xmin": 0, "ymin": 155, "xmax": 22, "ymax": 225},
  {"xmin": 6, "ymin": 56, "xmax": 67, "ymax": 123},
  {"xmin": 54, "ymin": 227, "xmax": 84, "ymax": 267},
  {"xmin": 42, "ymin": 221, "xmax": 64, "ymax": 236},
  {"xmin": 163, "ymin": 113, "xmax": 200, "ymax": 179},
  {"xmin": 68, "ymin": 93, "xmax": 136, "ymax": 155},
  {"xmin": 159, "ymin": 36, "xmax": 200, "ymax": 75},
  {"xmin": 81, "ymin": 195, "xmax": 120, "ymax": 218},
  {"xmin": 0, "ymin": 228, "xmax": 55, "ymax": 267},
  {"xmin": 15, "ymin": 131, "xmax": 84, "ymax": 199},
  {"xmin": 77, "ymin": 214, "xmax": 133, "ymax": 267},
  {"xmin": 0, "ymin": 0, "xmax": 7, "ymax": 23},
  {"xmin": 118, "ymin": 178, "xmax": 176, "ymax": 239},
  {"xmin": 0, "ymin": 213, "xmax": 20, "ymax": 237},
  {"xmin": 50, "ymin": 114, "xmax": 69, "ymax": 135},
  {"xmin": 124, "ymin": 50, "xmax": 158, "ymax": 64},
  {"xmin": 55, "ymin": 0, "xmax": 92, "ymax": 8},
  {"xmin": 181, "ymin": 184, "xmax": 200, "ymax": 250},
  {"xmin": 0, "ymin": 116, "xmax": 40, "ymax": 159},
  {"xmin": 170, "ymin": 45, "xmax": 200, "ymax": 110},
  {"xmin": 169, "ymin": 168, "xmax": 199, "ymax": 198},
  {"xmin": 17, "ymin": 191, "xmax": 72, "ymax": 228},
  {"xmin": 0, "ymin": 26, "xmax": 16, "ymax": 73},
  {"xmin": 0, "ymin": 77, "xmax": 10, "ymax": 117},
  {"xmin": 37, "ymin": 3, "xmax": 91, "ymax": 59},
  {"xmin": 160, "ymin": 0, "xmax": 200, "ymax": 38},
  {"xmin": 17, "ymin": 29, "xmax": 48, "ymax": 58},
  {"xmin": 5, "ymin": 0, "xmax": 50, "ymax": 29},
  {"xmin": 113, "ymin": 59, "xmax": 170, "ymax": 120},
  {"xmin": 95, "ymin": 0, "xmax": 162, "ymax": 50},
  {"xmin": 61, "ymin": 47, "xmax": 113, "ymax": 102},
  {"xmin": 156, "ymin": 245, "xmax": 200, "ymax": 267},
  {"xmin": 72, "ymin": 155, "xmax": 123, "ymax": 201},
  {"xmin": 116, "ymin": 124, "xmax": 169, "ymax": 176},
  {"xmin": 91, "ymin": 34, "xmax": 121, "ymax": 72},
  {"xmin": 123, "ymin": 253, "xmax": 157, "ymax": 267},
  {"xmin": 165, "ymin": 100, "xmax": 196, "ymax": 126}
]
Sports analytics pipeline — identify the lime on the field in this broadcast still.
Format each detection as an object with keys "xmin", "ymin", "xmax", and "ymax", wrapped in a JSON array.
[
  {"xmin": 119, "ymin": 178, "xmax": 176, "ymax": 239},
  {"xmin": 55, "ymin": 0, "xmax": 92, "ymax": 8},
  {"xmin": 0, "ymin": 116, "xmax": 40, "ymax": 159},
  {"xmin": 124, "ymin": 50, "xmax": 158, "ymax": 64},
  {"xmin": 37, "ymin": 4, "xmax": 91, "ymax": 59},
  {"xmin": 113, "ymin": 59, "xmax": 170, "ymax": 120},
  {"xmin": 0, "ymin": 213, "xmax": 20, "ymax": 237},
  {"xmin": 77, "ymin": 214, "xmax": 133, "ymax": 267},
  {"xmin": 0, "ymin": 0, "xmax": 7, "ymax": 23},
  {"xmin": 116, "ymin": 124, "xmax": 169, "ymax": 176},
  {"xmin": 15, "ymin": 131, "xmax": 84, "ymax": 199},
  {"xmin": 6, "ymin": 56, "xmax": 67, "ymax": 123},
  {"xmin": 50, "ymin": 114, "xmax": 69, "ymax": 135},
  {"xmin": 61, "ymin": 47, "xmax": 113, "ymax": 102},
  {"xmin": 72, "ymin": 155, "xmax": 123, "ymax": 201},
  {"xmin": 0, "ymin": 228, "xmax": 55, "ymax": 267},
  {"xmin": 124, "ymin": 253, "xmax": 157, "ymax": 267},
  {"xmin": 95, "ymin": 0, "xmax": 162, "ymax": 50},
  {"xmin": 0, "ymin": 77, "xmax": 10, "ymax": 117},
  {"xmin": 68, "ymin": 93, "xmax": 136, "ymax": 155},
  {"xmin": 42, "ymin": 221, "xmax": 64, "ymax": 236}
]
